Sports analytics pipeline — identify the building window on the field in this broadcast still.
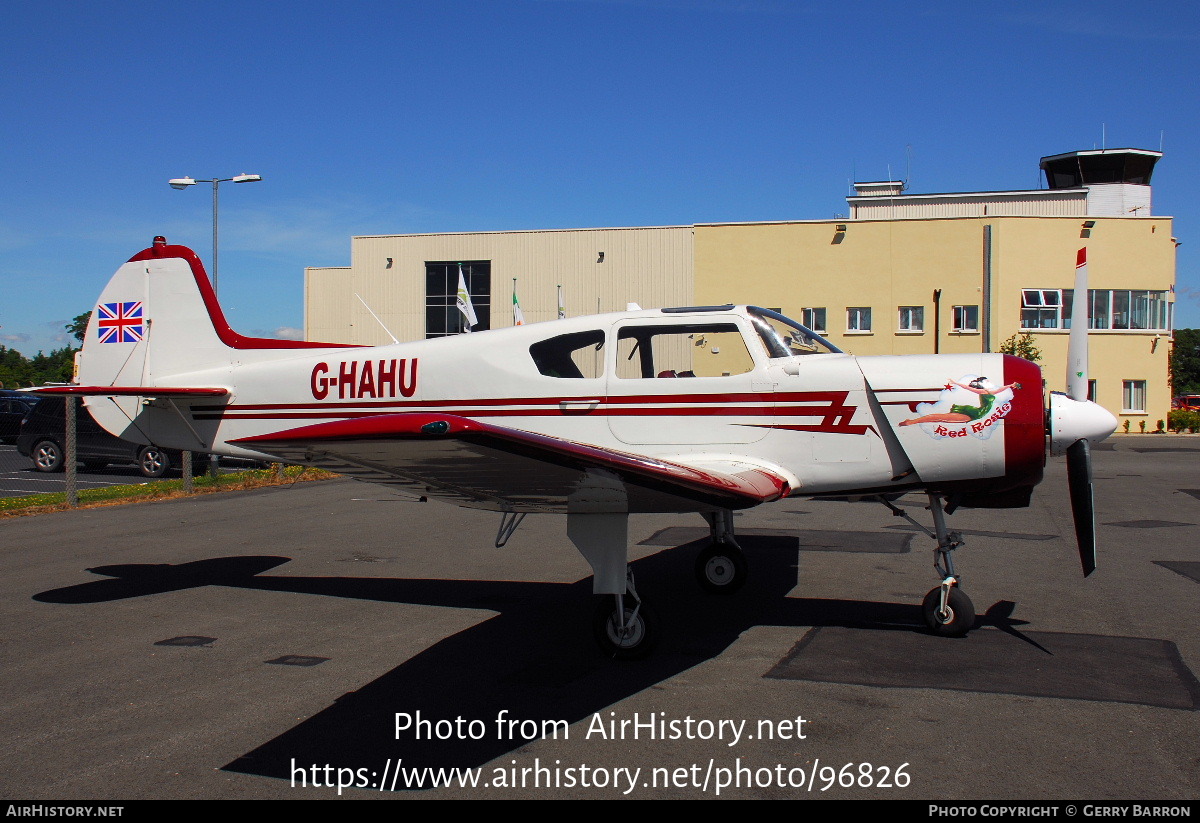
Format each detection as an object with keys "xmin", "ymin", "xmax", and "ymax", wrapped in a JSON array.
[
  {"xmin": 1089, "ymin": 290, "xmax": 1171, "ymax": 330},
  {"xmin": 801, "ymin": 307, "xmax": 826, "ymax": 333},
  {"xmin": 1088, "ymin": 379, "xmax": 1097, "ymax": 403},
  {"xmin": 425, "ymin": 261, "xmax": 490, "ymax": 338},
  {"xmin": 1122, "ymin": 380, "xmax": 1146, "ymax": 413},
  {"xmin": 952, "ymin": 305, "xmax": 979, "ymax": 332},
  {"xmin": 898, "ymin": 306, "xmax": 924, "ymax": 332},
  {"xmin": 1020, "ymin": 289, "xmax": 1171, "ymax": 331},
  {"xmin": 846, "ymin": 307, "xmax": 872, "ymax": 333},
  {"xmin": 1021, "ymin": 289, "xmax": 1064, "ymax": 329}
]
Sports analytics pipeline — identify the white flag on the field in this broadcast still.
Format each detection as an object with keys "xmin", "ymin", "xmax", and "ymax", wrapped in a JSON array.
[
  {"xmin": 557, "ymin": 285, "xmax": 565, "ymax": 320},
  {"xmin": 455, "ymin": 264, "xmax": 478, "ymax": 333}
]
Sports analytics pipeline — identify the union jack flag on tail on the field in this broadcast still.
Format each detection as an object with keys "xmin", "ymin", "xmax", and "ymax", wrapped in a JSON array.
[{"xmin": 97, "ymin": 301, "xmax": 144, "ymax": 343}]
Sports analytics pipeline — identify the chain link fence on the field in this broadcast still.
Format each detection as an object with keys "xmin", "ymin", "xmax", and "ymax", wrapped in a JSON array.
[{"xmin": 0, "ymin": 396, "xmax": 271, "ymax": 507}]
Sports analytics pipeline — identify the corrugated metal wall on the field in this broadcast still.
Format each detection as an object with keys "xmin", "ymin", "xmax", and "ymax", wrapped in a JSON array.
[
  {"xmin": 308, "ymin": 227, "xmax": 694, "ymax": 345},
  {"xmin": 304, "ymin": 267, "xmax": 354, "ymax": 343},
  {"xmin": 850, "ymin": 191, "xmax": 1088, "ymax": 220},
  {"xmin": 1086, "ymin": 184, "xmax": 1153, "ymax": 217}
]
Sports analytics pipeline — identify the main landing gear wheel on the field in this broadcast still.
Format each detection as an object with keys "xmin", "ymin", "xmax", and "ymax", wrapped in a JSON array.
[
  {"xmin": 592, "ymin": 596, "xmax": 658, "ymax": 659},
  {"xmin": 921, "ymin": 585, "xmax": 975, "ymax": 637},
  {"xmin": 695, "ymin": 543, "xmax": 748, "ymax": 594}
]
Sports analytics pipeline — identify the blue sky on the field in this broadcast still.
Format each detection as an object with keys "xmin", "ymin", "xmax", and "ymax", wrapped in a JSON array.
[{"xmin": 2, "ymin": 0, "xmax": 1197, "ymax": 356}]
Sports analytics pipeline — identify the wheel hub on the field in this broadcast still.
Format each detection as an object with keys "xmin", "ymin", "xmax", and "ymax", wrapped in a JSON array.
[
  {"xmin": 705, "ymin": 557, "xmax": 733, "ymax": 585},
  {"xmin": 607, "ymin": 611, "xmax": 644, "ymax": 647}
]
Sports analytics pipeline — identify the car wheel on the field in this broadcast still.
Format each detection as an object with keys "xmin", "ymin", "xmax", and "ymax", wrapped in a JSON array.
[
  {"xmin": 33, "ymin": 440, "xmax": 65, "ymax": 472},
  {"xmin": 138, "ymin": 446, "xmax": 170, "ymax": 478}
]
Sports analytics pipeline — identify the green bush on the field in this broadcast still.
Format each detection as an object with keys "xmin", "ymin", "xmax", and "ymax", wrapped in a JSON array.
[{"xmin": 1168, "ymin": 409, "xmax": 1200, "ymax": 433}]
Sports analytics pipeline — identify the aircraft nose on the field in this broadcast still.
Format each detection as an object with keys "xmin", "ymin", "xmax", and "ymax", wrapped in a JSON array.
[{"xmin": 1048, "ymin": 392, "xmax": 1119, "ymax": 456}]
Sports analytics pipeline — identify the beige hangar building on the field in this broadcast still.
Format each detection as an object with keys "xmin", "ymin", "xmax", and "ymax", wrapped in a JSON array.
[{"xmin": 306, "ymin": 147, "xmax": 1176, "ymax": 425}]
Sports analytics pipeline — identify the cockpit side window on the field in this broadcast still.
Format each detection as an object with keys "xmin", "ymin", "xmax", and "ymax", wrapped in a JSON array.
[
  {"xmin": 529, "ymin": 330, "xmax": 605, "ymax": 378},
  {"xmin": 615, "ymin": 322, "xmax": 755, "ymax": 378}
]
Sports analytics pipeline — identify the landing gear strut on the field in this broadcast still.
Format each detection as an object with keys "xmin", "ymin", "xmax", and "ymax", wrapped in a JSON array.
[
  {"xmin": 695, "ymin": 510, "xmax": 748, "ymax": 594},
  {"xmin": 881, "ymin": 493, "xmax": 976, "ymax": 636}
]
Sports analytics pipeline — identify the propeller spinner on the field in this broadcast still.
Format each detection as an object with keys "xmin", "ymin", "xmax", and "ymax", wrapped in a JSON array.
[{"xmin": 1047, "ymin": 248, "xmax": 1118, "ymax": 576}]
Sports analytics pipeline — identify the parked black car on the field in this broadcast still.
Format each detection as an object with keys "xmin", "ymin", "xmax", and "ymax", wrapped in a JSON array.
[
  {"xmin": 0, "ymin": 390, "xmax": 38, "ymax": 444},
  {"xmin": 16, "ymin": 397, "xmax": 206, "ymax": 478}
]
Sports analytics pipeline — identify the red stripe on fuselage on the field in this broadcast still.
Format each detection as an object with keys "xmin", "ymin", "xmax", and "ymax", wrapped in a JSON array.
[{"xmin": 194, "ymin": 390, "xmax": 852, "ymax": 413}]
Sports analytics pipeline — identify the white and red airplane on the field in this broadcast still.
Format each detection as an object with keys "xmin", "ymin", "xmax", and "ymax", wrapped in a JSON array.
[{"xmin": 39, "ymin": 238, "xmax": 1116, "ymax": 657}]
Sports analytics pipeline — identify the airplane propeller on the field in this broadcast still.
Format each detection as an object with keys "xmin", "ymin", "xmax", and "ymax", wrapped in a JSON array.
[{"xmin": 1047, "ymin": 249, "xmax": 1118, "ymax": 576}]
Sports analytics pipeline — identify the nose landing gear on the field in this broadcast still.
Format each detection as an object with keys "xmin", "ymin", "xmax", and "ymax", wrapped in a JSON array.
[{"xmin": 881, "ymin": 492, "xmax": 977, "ymax": 637}]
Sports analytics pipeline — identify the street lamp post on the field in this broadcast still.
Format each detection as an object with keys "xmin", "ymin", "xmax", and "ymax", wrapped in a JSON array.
[
  {"xmin": 167, "ymin": 173, "xmax": 260, "ymax": 477},
  {"xmin": 167, "ymin": 173, "xmax": 262, "ymax": 295}
]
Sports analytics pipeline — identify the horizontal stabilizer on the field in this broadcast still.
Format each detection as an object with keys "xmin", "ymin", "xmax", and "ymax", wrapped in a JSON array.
[
  {"xmin": 28, "ymin": 386, "xmax": 229, "ymax": 397},
  {"xmin": 232, "ymin": 413, "xmax": 790, "ymax": 513}
]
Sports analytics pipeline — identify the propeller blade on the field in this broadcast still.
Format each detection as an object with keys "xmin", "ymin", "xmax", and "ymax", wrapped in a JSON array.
[
  {"xmin": 1066, "ymin": 248, "xmax": 1090, "ymax": 401},
  {"xmin": 1066, "ymin": 439, "xmax": 1097, "ymax": 576}
]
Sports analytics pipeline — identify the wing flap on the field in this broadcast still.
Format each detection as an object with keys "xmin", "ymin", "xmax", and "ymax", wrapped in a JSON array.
[{"xmin": 231, "ymin": 413, "xmax": 789, "ymax": 513}]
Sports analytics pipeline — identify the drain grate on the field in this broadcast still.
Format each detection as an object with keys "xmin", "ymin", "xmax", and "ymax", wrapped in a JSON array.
[
  {"xmin": 265, "ymin": 655, "xmax": 329, "ymax": 667},
  {"xmin": 154, "ymin": 636, "xmax": 216, "ymax": 647}
]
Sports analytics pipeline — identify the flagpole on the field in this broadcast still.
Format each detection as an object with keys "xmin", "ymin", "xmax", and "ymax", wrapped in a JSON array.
[{"xmin": 512, "ymin": 278, "xmax": 525, "ymax": 326}]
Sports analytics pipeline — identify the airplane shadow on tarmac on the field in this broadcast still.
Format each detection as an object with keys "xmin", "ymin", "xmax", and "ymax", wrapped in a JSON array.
[{"xmin": 30, "ymin": 535, "xmax": 1099, "ymax": 790}]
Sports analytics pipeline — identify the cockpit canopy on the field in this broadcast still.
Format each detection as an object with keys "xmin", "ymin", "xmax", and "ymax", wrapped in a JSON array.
[{"xmin": 528, "ymin": 306, "xmax": 840, "ymax": 380}]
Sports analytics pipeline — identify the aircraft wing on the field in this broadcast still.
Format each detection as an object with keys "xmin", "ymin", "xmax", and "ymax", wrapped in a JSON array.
[{"xmin": 230, "ymin": 413, "xmax": 790, "ymax": 513}]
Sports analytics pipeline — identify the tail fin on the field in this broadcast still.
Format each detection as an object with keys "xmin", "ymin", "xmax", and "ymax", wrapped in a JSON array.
[{"xmin": 77, "ymin": 237, "xmax": 347, "ymax": 388}]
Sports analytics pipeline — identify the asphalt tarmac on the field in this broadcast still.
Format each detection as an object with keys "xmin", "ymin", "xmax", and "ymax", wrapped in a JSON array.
[{"xmin": 1, "ymin": 435, "xmax": 1197, "ymax": 800}]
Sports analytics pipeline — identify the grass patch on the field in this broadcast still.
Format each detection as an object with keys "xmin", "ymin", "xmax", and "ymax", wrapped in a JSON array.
[{"xmin": 0, "ymin": 465, "xmax": 339, "ymax": 519}]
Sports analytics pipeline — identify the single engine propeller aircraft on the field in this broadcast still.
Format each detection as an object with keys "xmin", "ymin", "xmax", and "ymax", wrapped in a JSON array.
[{"xmin": 37, "ymin": 238, "xmax": 1117, "ymax": 657}]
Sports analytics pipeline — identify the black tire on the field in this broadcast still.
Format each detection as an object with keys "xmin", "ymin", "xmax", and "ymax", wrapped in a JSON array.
[
  {"xmin": 32, "ymin": 440, "xmax": 64, "ymax": 472},
  {"xmin": 592, "ymin": 597, "xmax": 659, "ymax": 659},
  {"xmin": 138, "ymin": 446, "xmax": 170, "ymax": 478},
  {"xmin": 922, "ymin": 586, "xmax": 975, "ymax": 637},
  {"xmin": 695, "ymin": 542, "xmax": 748, "ymax": 594}
]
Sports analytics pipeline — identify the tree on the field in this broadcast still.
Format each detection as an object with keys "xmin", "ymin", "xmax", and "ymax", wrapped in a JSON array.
[
  {"xmin": 998, "ymin": 332, "xmax": 1041, "ymax": 363},
  {"xmin": 1171, "ymin": 328, "xmax": 1200, "ymax": 395},
  {"xmin": 66, "ymin": 311, "xmax": 91, "ymax": 344},
  {"xmin": 0, "ymin": 310, "xmax": 90, "ymax": 387}
]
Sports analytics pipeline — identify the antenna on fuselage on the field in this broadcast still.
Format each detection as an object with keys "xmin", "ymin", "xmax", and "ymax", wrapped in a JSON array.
[{"xmin": 354, "ymin": 293, "xmax": 400, "ymax": 344}]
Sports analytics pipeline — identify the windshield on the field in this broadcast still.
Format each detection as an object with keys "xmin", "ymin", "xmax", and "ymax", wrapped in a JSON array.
[{"xmin": 748, "ymin": 307, "xmax": 842, "ymax": 357}]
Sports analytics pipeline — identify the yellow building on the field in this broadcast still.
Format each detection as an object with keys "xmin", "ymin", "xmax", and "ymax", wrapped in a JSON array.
[{"xmin": 306, "ymin": 148, "xmax": 1176, "ymax": 425}]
